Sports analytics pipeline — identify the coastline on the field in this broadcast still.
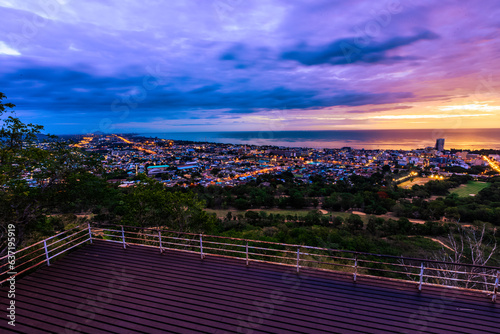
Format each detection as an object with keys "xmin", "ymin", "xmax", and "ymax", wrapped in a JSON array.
[{"xmin": 136, "ymin": 129, "xmax": 500, "ymax": 150}]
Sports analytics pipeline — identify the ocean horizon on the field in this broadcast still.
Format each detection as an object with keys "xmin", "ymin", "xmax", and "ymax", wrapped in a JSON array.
[{"xmin": 138, "ymin": 128, "xmax": 500, "ymax": 150}]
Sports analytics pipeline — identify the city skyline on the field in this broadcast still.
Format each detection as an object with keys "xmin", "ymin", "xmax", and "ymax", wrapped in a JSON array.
[{"xmin": 1, "ymin": 0, "xmax": 500, "ymax": 134}]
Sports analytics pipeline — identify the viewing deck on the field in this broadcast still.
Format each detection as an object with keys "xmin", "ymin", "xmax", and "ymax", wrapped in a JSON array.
[{"xmin": 1, "ymin": 240, "xmax": 499, "ymax": 334}]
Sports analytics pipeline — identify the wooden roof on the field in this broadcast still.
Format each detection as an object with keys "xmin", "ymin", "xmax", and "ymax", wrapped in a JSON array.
[{"xmin": 1, "ymin": 240, "xmax": 499, "ymax": 333}]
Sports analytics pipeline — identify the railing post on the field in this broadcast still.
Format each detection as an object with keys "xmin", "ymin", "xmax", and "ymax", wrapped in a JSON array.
[
  {"xmin": 296, "ymin": 248, "xmax": 300, "ymax": 274},
  {"xmin": 158, "ymin": 230, "xmax": 163, "ymax": 254},
  {"xmin": 200, "ymin": 233, "xmax": 204, "ymax": 259},
  {"xmin": 43, "ymin": 240, "xmax": 50, "ymax": 266},
  {"xmin": 493, "ymin": 270, "xmax": 499, "ymax": 302},
  {"xmin": 353, "ymin": 255, "xmax": 358, "ymax": 282},
  {"xmin": 246, "ymin": 241, "xmax": 249, "ymax": 266},
  {"xmin": 121, "ymin": 225, "xmax": 126, "ymax": 249},
  {"xmin": 87, "ymin": 223, "xmax": 92, "ymax": 244},
  {"xmin": 419, "ymin": 262, "xmax": 425, "ymax": 291}
]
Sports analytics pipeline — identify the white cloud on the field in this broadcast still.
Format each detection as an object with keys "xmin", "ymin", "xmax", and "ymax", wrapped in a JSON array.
[
  {"xmin": 357, "ymin": 113, "xmax": 493, "ymax": 120},
  {"xmin": 0, "ymin": 41, "xmax": 21, "ymax": 55},
  {"xmin": 439, "ymin": 104, "xmax": 500, "ymax": 112},
  {"xmin": 0, "ymin": 0, "xmax": 70, "ymax": 20}
]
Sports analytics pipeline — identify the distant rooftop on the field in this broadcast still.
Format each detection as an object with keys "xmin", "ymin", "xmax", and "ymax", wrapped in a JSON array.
[{"xmin": 147, "ymin": 165, "xmax": 169, "ymax": 169}]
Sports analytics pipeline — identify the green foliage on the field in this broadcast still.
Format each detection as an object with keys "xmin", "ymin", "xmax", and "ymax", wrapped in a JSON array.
[
  {"xmin": 121, "ymin": 178, "xmax": 216, "ymax": 233},
  {"xmin": 444, "ymin": 207, "xmax": 460, "ymax": 222},
  {"xmin": 0, "ymin": 94, "xmax": 49, "ymax": 247},
  {"xmin": 234, "ymin": 198, "xmax": 251, "ymax": 210},
  {"xmin": 345, "ymin": 214, "xmax": 363, "ymax": 231},
  {"xmin": 245, "ymin": 210, "xmax": 260, "ymax": 222},
  {"xmin": 304, "ymin": 210, "xmax": 322, "ymax": 226},
  {"xmin": 332, "ymin": 216, "xmax": 343, "ymax": 228},
  {"xmin": 0, "ymin": 93, "xmax": 109, "ymax": 248},
  {"xmin": 0, "ymin": 93, "xmax": 15, "ymax": 114},
  {"xmin": 288, "ymin": 189, "xmax": 306, "ymax": 209},
  {"xmin": 0, "ymin": 116, "xmax": 44, "ymax": 151},
  {"xmin": 390, "ymin": 178, "xmax": 500, "ymax": 226},
  {"xmin": 367, "ymin": 216, "xmax": 385, "ymax": 234},
  {"xmin": 55, "ymin": 172, "xmax": 118, "ymax": 213},
  {"xmin": 397, "ymin": 217, "xmax": 413, "ymax": 234}
]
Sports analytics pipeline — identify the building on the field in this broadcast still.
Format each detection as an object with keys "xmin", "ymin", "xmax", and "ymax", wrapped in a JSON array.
[
  {"xmin": 269, "ymin": 149, "xmax": 297, "ymax": 157},
  {"xmin": 435, "ymin": 138, "xmax": 445, "ymax": 151}
]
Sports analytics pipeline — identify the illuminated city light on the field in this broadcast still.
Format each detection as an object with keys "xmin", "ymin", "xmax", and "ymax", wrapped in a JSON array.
[{"xmin": 483, "ymin": 156, "xmax": 500, "ymax": 173}]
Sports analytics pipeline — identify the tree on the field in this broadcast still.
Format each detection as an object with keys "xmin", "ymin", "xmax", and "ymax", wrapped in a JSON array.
[
  {"xmin": 54, "ymin": 172, "xmax": 118, "ymax": 213},
  {"xmin": 304, "ymin": 210, "xmax": 321, "ymax": 226},
  {"xmin": 397, "ymin": 217, "xmax": 413, "ymax": 234},
  {"xmin": 323, "ymin": 194, "xmax": 341, "ymax": 211},
  {"xmin": 277, "ymin": 197, "xmax": 289, "ymax": 209},
  {"xmin": 383, "ymin": 219, "xmax": 399, "ymax": 235},
  {"xmin": 367, "ymin": 216, "xmax": 385, "ymax": 234},
  {"xmin": 444, "ymin": 207, "xmax": 460, "ymax": 222},
  {"xmin": 289, "ymin": 189, "xmax": 306, "ymax": 209},
  {"xmin": 234, "ymin": 198, "xmax": 251, "ymax": 210},
  {"xmin": 0, "ymin": 93, "xmax": 15, "ymax": 113},
  {"xmin": 122, "ymin": 178, "xmax": 216, "ymax": 233},
  {"xmin": 428, "ymin": 199, "xmax": 446, "ymax": 220},
  {"xmin": 245, "ymin": 210, "xmax": 260, "ymax": 222},
  {"xmin": 0, "ymin": 116, "xmax": 44, "ymax": 151},
  {"xmin": 332, "ymin": 216, "xmax": 343, "ymax": 228},
  {"xmin": 429, "ymin": 224, "xmax": 497, "ymax": 289},
  {"xmin": 345, "ymin": 214, "xmax": 364, "ymax": 231},
  {"xmin": 0, "ymin": 93, "xmax": 104, "ymax": 252},
  {"xmin": 0, "ymin": 94, "xmax": 46, "ymax": 251}
]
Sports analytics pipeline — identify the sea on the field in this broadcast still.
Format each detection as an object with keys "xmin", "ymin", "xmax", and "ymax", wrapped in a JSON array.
[{"xmin": 139, "ymin": 129, "xmax": 500, "ymax": 150}]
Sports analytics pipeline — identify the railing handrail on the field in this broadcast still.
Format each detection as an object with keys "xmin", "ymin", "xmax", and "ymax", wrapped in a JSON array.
[
  {"xmin": 0, "ymin": 224, "xmax": 85, "ymax": 261},
  {"xmin": 0, "ymin": 224, "xmax": 91, "ymax": 285},
  {"xmin": 94, "ymin": 225, "xmax": 500, "ymax": 299},
  {"xmin": 2, "ymin": 223, "xmax": 498, "ymax": 302},
  {"xmin": 94, "ymin": 224, "xmax": 500, "ymax": 271}
]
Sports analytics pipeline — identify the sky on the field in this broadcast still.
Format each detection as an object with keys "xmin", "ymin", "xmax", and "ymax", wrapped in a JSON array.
[{"xmin": 0, "ymin": 0, "xmax": 500, "ymax": 135}]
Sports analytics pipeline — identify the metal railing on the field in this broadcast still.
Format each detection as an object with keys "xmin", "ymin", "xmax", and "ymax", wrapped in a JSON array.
[
  {"xmin": 0, "ymin": 224, "xmax": 92, "ymax": 284},
  {"xmin": 1, "ymin": 223, "xmax": 499, "ymax": 302},
  {"xmin": 93, "ymin": 224, "xmax": 500, "ymax": 302}
]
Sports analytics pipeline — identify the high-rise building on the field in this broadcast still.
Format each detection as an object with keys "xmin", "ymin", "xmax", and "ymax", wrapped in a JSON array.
[{"xmin": 435, "ymin": 138, "xmax": 445, "ymax": 151}]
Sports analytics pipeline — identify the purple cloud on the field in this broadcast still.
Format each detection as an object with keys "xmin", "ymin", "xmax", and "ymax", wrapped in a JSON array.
[
  {"xmin": 281, "ymin": 31, "xmax": 439, "ymax": 66},
  {"xmin": 0, "ymin": 0, "xmax": 499, "ymax": 133}
]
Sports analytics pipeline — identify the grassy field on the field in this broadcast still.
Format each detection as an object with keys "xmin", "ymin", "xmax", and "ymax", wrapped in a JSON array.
[
  {"xmin": 205, "ymin": 208, "xmax": 371, "ymax": 222},
  {"xmin": 398, "ymin": 177, "xmax": 432, "ymax": 189},
  {"xmin": 449, "ymin": 181, "xmax": 489, "ymax": 197},
  {"xmin": 206, "ymin": 208, "xmax": 318, "ymax": 218}
]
